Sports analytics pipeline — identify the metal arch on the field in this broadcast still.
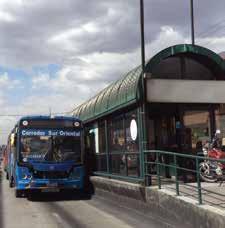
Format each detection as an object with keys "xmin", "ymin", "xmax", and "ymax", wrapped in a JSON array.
[{"xmin": 145, "ymin": 44, "xmax": 225, "ymax": 74}]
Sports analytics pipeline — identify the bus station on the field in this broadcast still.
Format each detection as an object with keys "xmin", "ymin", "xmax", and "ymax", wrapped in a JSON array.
[
  {"xmin": 73, "ymin": 43, "xmax": 225, "ymax": 183},
  {"xmin": 70, "ymin": 43, "xmax": 225, "ymax": 227}
]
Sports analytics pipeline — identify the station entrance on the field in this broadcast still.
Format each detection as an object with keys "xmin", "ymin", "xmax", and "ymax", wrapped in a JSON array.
[
  {"xmin": 147, "ymin": 103, "xmax": 217, "ymax": 179},
  {"xmin": 148, "ymin": 103, "xmax": 213, "ymax": 155}
]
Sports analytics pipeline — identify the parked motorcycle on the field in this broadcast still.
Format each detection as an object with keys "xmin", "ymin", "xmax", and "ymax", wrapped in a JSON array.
[{"xmin": 199, "ymin": 130, "xmax": 225, "ymax": 182}]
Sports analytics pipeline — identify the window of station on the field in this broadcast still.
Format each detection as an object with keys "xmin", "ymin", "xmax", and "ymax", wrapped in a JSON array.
[
  {"xmin": 109, "ymin": 115, "xmax": 126, "ymax": 175},
  {"xmin": 86, "ymin": 122, "xmax": 107, "ymax": 172},
  {"xmin": 85, "ymin": 109, "xmax": 140, "ymax": 177},
  {"xmin": 109, "ymin": 115, "xmax": 125, "ymax": 153},
  {"xmin": 97, "ymin": 121, "xmax": 107, "ymax": 172},
  {"xmin": 183, "ymin": 110, "xmax": 210, "ymax": 153},
  {"xmin": 125, "ymin": 111, "xmax": 139, "ymax": 177},
  {"xmin": 215, "ymin": 104, "xmax": 225, "ymax": 140},
  {"xmin": 108, "ymin": 110, "xmax": 140, "ymax": 177}
]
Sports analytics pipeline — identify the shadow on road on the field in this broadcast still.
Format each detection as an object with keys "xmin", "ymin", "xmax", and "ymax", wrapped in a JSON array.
[
  {"xmin": 46, "ymin": 201, "xmax": 86, "ymax": 228},
  {"xmin": 27, "ymin": 189, "xmax": 93, "ymax": 202}
]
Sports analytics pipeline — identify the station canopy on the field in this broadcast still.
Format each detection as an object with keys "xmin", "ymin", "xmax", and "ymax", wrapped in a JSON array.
[{"xmin": 72, "ymin": 44, "xmax": 225, "ymax": 123}]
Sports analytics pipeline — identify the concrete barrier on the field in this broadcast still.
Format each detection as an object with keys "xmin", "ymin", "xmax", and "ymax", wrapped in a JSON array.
[
  {"xmin": 90, "ymin": 176, "xmax": 145, "ymax": 201},
  {"xmin": 91, "ymin": 176, "xmax": 225, "ymax": 228}
]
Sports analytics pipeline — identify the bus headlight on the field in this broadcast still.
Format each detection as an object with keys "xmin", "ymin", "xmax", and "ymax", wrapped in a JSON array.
[
  {"xmin": 22, "ymin": 174, "xmax": 32, "ymax": 180},
  {"xmin": 19, "ymin": 167, "xmax": 32, "ymax": 180}
]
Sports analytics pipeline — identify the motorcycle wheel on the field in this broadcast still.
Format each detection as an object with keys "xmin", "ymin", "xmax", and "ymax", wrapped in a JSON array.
[{"xmin": 199, "ymin": 162, "xmax": 217, "ymax": 183}]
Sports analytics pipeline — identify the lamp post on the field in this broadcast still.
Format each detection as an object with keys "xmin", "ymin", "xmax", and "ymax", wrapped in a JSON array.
[{"xmin": 190, "ymin": 0, "xmax": 195, "ymax": 45}]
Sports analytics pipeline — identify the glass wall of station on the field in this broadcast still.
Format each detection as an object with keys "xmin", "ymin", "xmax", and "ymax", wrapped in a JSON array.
[
  {"xmin": 215, "ymin": 104, "xmax": 225, "ymax": 149},
  {"xmin": 148, "ymin": 103, "xmax": 214, "ymax": 154},
  {"xmin": 84, "ymin": 108, "xmax": 140, "ymax": 178},
  {"xmin": 146, "ymin": 103, "xmax": 225, "ymax": 179}
]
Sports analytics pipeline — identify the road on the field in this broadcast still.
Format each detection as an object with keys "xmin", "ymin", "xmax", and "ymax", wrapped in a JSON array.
[{"xmin": 0, "ymin": 173, "xmax": 180, "ymax": 228}]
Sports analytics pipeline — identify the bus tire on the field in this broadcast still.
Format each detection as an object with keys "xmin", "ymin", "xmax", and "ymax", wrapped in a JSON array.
[
  {"xmin": 15, "ymin": 189, "xmax": 23, "ymax": 198},
  {"xmin": 9, "ymin": 177, "xmax": 14, "ymax": 188}
]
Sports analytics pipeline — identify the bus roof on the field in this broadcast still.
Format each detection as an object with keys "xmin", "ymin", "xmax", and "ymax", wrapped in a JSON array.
[{"xmin": 19, "ymin": 115, "xmax": 81, "ymax": 122}]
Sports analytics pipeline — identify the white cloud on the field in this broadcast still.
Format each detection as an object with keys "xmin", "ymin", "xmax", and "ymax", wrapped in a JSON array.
[
  {"xmin": 0, "ymin": 0, "xmax": 225, "ymax": 144},
  {"xmin": 0, "ymin": 11, "xmax": 16, "ymax": 22},
  {"xmin": 31, "ymin": 73, "xmax": 50, "ymax": 89},
  {"xmin": 0, "ymin": 72, "xmax": 21, "ymax": 89},
  {"xmin": 198, "ymin": 37, "xmax": 225, "ymax": 53},
  {"xmin": 30, "ymin": 25, "xmax": 186, "ymax": 107},
  {"xmin": 48, "ymin": 22, "xmax": 100, "ymax": 52}
]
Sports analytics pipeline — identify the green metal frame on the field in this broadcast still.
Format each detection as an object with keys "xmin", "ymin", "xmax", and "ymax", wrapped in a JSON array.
[
  {"xmin": 143, "ymin": 150, "xmax": 225, "ymax": 205},
  {"xmin": 93, "ymin": 171, "xmax": 143, "ymax": 183},
  {"xmin": 90, "ymin": 108, "xmax": 144, "ymax": 182},
  {"xmin": 145, "ymin": 44, "xmax": 225, "ymax": 74},
  {"xmin": 105, "ymin": 119, "xmax": 110, "ymax": 174},
  {"xmin": 137, "ymin": 106, "xmax": 145, "ymax": 179}
]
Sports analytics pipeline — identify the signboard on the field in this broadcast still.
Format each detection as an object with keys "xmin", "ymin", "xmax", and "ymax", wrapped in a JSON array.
[
  {"xmin": 147, "ymin": 79, "xmax": 225, "ymax": 103},
  {"xmin": 21, "ymin": 129, "xmax": 80, "ymax": 137}
]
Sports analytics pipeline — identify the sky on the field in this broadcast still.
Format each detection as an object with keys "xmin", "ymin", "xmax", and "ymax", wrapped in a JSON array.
[{"xmin": 0, "ymin": 0, "xmax": 225, "ymax": 143}]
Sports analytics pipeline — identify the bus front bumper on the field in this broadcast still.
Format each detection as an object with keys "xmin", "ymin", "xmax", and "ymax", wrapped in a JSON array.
[{"xmin": 17, "ymin": 178, "xmax": 83, "ymax": 190}]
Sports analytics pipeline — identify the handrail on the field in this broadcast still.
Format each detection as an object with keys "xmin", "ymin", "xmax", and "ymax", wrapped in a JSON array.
[
  {"xmin": 144, "ymin": 150, "xmax": 225, "ymax": 163},
  {"xmin": 142, "ymin": 150, "xmax": 221, "ymax": 204}
]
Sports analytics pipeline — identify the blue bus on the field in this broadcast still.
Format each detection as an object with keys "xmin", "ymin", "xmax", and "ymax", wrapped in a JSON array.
[{"xmin": 7, "ymin": 116, "xmax": 84, "ymax": 197}]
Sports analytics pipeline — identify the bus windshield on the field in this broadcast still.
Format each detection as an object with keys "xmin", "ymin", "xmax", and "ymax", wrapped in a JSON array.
[{"xmin": 20, "ymin": 133, "xmax": 81, "ymax": 163}]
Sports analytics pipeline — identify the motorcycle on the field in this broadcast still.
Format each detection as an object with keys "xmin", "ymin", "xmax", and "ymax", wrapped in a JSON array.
[{"xmin": 199, "ymin": 130, "xmax": 225, "ymax": 182}]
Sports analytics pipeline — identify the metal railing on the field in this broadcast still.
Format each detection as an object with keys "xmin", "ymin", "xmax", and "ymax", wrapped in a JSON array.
[{"xmin": 144, "ymin": 150, "xmax": 225, "ymax": 205}]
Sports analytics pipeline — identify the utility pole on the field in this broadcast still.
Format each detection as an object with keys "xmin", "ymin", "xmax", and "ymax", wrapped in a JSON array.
[
  {"xmin": 140, "ymin": 0, "xmax": 149, "ymax": 185},
  {"xmin": 190, "ymin": 0, "xmax": 195, "ymax": 45},
  {"xmin": 140, "ymin": 0, "xmax": 145, "ymax": 71}
]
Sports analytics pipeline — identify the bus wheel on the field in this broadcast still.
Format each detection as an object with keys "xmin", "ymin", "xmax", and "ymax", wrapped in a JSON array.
[
  {"xmin": 15, "ymin": 189, "xmax": 23, "ymax": 198},
  {"xmin": 9, "ymin": 177, "xmax": 14, "ymax": 188}
]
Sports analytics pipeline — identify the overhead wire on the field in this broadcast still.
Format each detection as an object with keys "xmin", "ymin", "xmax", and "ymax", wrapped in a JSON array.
[
  {"xmin": 197, "ymin": 19, "xmax": 225, "ymax": 38},
  {"xmin": 196, "ymin": 18, "xmax": 225, "ymax": 47}
]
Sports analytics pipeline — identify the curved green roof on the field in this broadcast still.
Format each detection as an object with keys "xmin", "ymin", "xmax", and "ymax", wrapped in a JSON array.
[
  {"xmin": 145, "ymin": 44, "xmax": 225, "ymax": 73},
  {"xmin": 73, "ymin": 65, "xmax": 142, "ymax": 122},
  {"xmin": 73, "ymin": 44, "xmax": 225, "ymax": 122}
]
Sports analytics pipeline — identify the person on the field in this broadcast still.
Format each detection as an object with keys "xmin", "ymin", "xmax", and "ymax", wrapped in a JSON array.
[
  {"xmin": 21, "ymin": 141, "xmax": 31, "ymax": 155},
  {"xmin": 53, "ymin": 138, "xmax": 64, "ymax": 161}
]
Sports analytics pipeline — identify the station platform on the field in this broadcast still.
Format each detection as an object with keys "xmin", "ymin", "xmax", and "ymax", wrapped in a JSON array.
[{"xmin": 91, "ymin": 176, "xmax": 225, "ymax": 228}]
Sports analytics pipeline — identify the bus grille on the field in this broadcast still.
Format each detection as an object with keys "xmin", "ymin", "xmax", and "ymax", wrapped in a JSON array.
[{"xmin": 33, "ymin": 171, "xmax": 69, "ymax": 179}]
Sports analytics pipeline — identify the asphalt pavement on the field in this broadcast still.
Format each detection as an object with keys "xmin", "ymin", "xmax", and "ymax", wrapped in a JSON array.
[{"xmin": 0, "ymin": 171, "xmax": 180, "ymax": 228}]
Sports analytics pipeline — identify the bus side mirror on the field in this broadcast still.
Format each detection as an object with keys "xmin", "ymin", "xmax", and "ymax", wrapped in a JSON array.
[
  {"xmin": 10, "ymin": 133, "xmax": 17, "ymax": 147},
  {"xmin": 14, "ymin": 134, "xmax": 17, "ymax": 146}
]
